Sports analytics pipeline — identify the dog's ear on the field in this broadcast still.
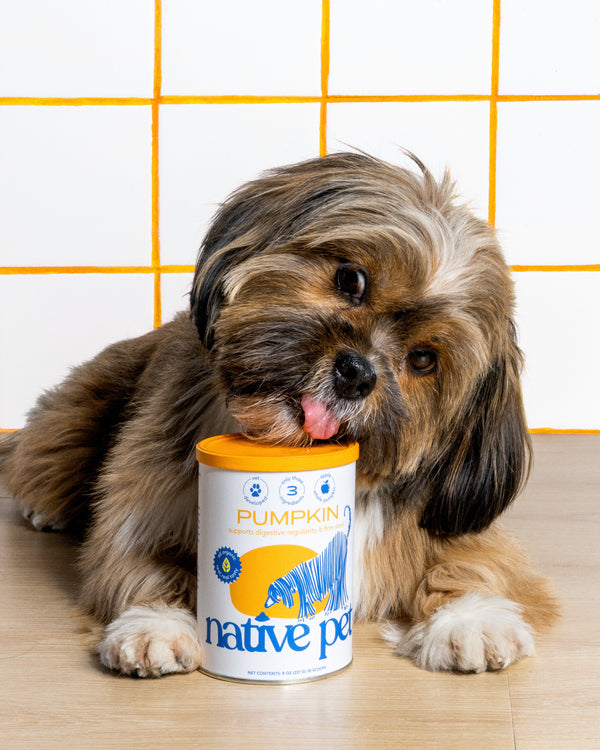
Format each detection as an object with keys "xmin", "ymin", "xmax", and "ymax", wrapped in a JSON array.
[
  {"xmin": 189, "ymin": 187, "xmax": 270, "ymax": 348},
  {"xmin": 189, "ymin": 213, "xmax": 244, "ymax": 348},
  {"xmin": 420, "ymin": 329, "xmax": 531, "ymax": 536},
  {"xmin": 189, "ymin": 244, "xmax": 233, "ymax": 350}
]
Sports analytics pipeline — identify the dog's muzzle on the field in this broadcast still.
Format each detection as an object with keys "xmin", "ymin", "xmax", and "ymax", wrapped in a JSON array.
[
  {"xmin": 333, "ymin": 352, "xmax": 377, "ymax": 400},
  {"xmin": 301, "ymin": 352, "xmax": 376, "ymax": 441}
]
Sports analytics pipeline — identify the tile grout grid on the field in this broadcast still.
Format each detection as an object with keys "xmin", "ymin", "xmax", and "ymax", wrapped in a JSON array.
[{"xmin": 0, "ymin": 0, "xmax": 597, "ymax": 434}]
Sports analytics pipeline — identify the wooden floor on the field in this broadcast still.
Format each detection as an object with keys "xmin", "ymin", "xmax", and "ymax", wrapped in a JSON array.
[{"xmin": 1, "ymin": 435, "xmax": 598, "ymax": 750}]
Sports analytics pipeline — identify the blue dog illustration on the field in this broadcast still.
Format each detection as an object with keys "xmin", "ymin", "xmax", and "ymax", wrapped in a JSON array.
[{"xmin": 264, "ymin": 505, "xmax": 351, "ymax": 619}]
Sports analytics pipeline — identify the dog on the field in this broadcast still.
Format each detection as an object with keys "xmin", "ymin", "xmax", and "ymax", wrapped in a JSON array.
[
  {"xmin": 265, "ymin": 506, "xmax": 351, "ymax": 618},
  {"xmin": 0, "ymin": 151, "xmax": 559, "ymax": 677}
]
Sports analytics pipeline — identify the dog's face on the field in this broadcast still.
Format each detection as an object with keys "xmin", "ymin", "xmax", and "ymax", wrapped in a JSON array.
[{"xmin": 190, "ymin": 153, "xmax": 531, "ymax": 536}]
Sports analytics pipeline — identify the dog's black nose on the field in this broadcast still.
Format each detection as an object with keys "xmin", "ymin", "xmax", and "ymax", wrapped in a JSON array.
[{"xmin": 334, "ymin": 352, "xmax": 377, "ymax": 400}]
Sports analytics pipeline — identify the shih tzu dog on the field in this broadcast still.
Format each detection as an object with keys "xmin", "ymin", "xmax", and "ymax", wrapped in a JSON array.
[{"xmin": 0, "ymin": 152, "xmax": 558, "ymax": 677}]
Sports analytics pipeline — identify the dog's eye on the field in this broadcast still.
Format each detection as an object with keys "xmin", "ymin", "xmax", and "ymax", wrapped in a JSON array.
[
  {"xmin": 335, "ymin": 264, "xmax": 367, "ymax": 305},
  {"xmin": 407, "ymin": 349, "xmax": 437, "ymax": 375}
]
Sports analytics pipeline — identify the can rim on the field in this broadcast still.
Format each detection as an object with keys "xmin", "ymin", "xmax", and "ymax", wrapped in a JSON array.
[{"xmin": 196, "ymin": 433, "xmax": 359, "ymax": 472}]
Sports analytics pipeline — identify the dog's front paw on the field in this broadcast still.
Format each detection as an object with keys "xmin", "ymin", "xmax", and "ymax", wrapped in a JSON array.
[
  {"xmin": 393, "ymin": 593, "xmax": 535, "ymax": 673},
  {"xmin": 21, "ymin": 504, "xmax": 67, "ymax": 531},
  {"xmin": 98, "ymin": 604, "xmax": 202, "ymax": 677}
]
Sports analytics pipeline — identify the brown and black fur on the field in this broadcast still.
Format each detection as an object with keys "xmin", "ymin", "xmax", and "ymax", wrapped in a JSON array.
[{"xmin": 0, "ymin": 152, "xmax": 558, "ymax": 676}]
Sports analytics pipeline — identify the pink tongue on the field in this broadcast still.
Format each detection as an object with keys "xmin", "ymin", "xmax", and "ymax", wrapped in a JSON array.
[{"xmin": 301, "ymin": 395, "xmax": 340, "ymax": 440}]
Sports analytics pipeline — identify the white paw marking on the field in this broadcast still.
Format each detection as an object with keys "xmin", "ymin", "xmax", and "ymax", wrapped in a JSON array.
[
  {"xmin": 98, "ymin": 604, "xmax": 202, "ymax": 678},
  {"xmin": 22, "ymin": 506, "xmax": 66, "ymax": 531},
  {"xmin": 391, "ymin": 593, "xmax": 535, "ymax": 673}
]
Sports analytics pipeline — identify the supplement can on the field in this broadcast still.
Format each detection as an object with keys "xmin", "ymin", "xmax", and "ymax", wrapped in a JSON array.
[{"xmin": 196, "ymin": 434, "xmax": 358, "ymax": 683}]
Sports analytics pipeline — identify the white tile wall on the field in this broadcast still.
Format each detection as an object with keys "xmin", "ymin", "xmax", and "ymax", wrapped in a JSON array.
[
  {"xmin": 499, "ymin": 0, "xmax": 600, "ymax": 94},
  {"xmin": 0, "ymin": 273, "xmax": 154, "ymax": 427},
  {"xmin": 0, "ymin": 106, "xmax": 152, "ymax": 266},
  {"xmin": 329, "ymin": 0, "xmax": 493, "ymax": 95},
  {"xmin": 161, "ymin": 0, "xmax": 322, "ymax": 96},
  {"xmin": 495, "ymin": 101, "xmax": 600, "ymax": 266},
  {"xmin": 0, "ymin": 1, "xmax": 598, "ymax": 430},
  {"xmin": 0, "ymin": 0, "xmax": 154, "ymax": 97},
  {"xmin": 515, "ymin": 272, "xmax": 600, "ymax": 430},
  {"xmin": 161, "ymin": 272, "xmax": 194, "ymax": 324},
  {"xmin": 327, "ymin": 101, "xmax": 491, "ymax": 216},
  {"xmin": 159, "ymin": 103, "xmax": 321, "ymax": 265}
]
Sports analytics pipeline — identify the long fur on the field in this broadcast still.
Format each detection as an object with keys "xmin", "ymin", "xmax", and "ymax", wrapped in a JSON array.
[{"xmin": 0, "ymin": 152, "xmax": 558, "ymax": 676}]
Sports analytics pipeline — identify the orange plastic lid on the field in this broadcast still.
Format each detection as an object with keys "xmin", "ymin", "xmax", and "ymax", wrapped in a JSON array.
[{"xmin": 196, "ymin": 433, "xmax": 359, "ymax": 472}]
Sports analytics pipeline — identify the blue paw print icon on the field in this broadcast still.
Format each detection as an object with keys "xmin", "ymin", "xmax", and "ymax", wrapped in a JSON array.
[{"xmin": 243, "ymin": 476, "xmax": 268, "ymax": 505}]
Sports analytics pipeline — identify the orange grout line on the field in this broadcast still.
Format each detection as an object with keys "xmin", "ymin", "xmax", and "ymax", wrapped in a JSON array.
[
  {"xmin": 319, "ymin": 104, "xmax": 328, "ymax": 156},
  {"xmin": 320, "ymin": 0, "xmax": 330, "ymax": 157},
  {"xmin": 0, "ymin": 97, "xmax": 154, "ymax": 106},
  {"xmin": 511, "ymin": 264, "xmax": 600, "ymax": 272},
  {"xmin": 2, "ymin": 94, "xmax": 599, "ymax": 107},
  {"xmin": 328, "ymin": 94, "xmax": 600, "ymax": 103},
  {"xmin": 1, "ymin": 264, "xmax": 598, "ymax": 276},
  {"xmin": 0, "ymin": 266, "xmax": 157, "ymax": 274},
  {"xmin": 497, "ymin": 94, "xmax": 600, "ymax": 102},
  {"xmin": 153, "ymin": 0, "xmax": 162, "ymax": 103},
  {"xmin": 160, "ymin": 94, "xmax": 493, "ymax": 105},
  {"xmin": 152, "ymin": 0, "xmax": 162, "ymax": 329},
  {"xmin": 326, "ymin": 94, "xmax": 491, "ymax": 103},
  {"xmin": 153, "ymin": 266, "xmax": 162, "ymax": 327},
  {"xmin": 488, "ymin": 0, "xmax": 501, "ymax": 227},
  {"xmin": 156, "ymin": 264, "xmax": 195, "ymax": 273},
  {"xmin": 160, "ymin": 95, "xmax": 323, "ymax": 105},
  {"xmin": 530, "ymin": 428, "xmax": 600, "ymax": 435}
]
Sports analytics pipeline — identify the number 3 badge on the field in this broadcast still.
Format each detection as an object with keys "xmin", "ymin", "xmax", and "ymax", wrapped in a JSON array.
[{"xmin": 279, "ymin": 476, "xmax": 305, "ymax": 505}]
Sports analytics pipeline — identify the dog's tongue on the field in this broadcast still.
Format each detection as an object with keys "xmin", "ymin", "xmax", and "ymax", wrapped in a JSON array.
[{"xmin": 301, "ymin": 395, "xmax": 340, "ymax": 440}]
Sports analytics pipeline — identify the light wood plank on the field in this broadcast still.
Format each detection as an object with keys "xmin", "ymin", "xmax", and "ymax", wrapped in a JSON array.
[
  {"xmin": 504, "ymin": 436, "xmax": 600, "ymax": 750},
  {"xmin": 1, "ymin": 435, "xmax": 598, "ymax": 749}
]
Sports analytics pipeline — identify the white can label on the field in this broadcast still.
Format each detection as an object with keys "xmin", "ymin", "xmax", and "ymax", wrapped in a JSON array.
[{"xmin": 197, "ymin": 463, "xmax": 355, "ymax": 682}]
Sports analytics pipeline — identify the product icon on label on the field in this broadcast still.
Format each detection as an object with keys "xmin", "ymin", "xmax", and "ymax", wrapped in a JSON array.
[
  {"xmin": 213, "ymin": 547, "xmax": 242, "ymax": 583},
  {"xmin": 279, "ymin": 476, "xmax": 305, "ymax": 505},
  {"xmin": 314, "ymin": 473, "xmax": 335, "ymax": 502},
  {"xmin": 243, "ymin": 476, "xmax": 268, "ymax": 505}
]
